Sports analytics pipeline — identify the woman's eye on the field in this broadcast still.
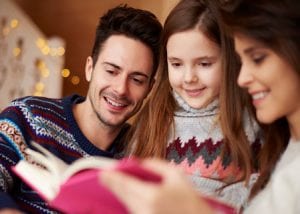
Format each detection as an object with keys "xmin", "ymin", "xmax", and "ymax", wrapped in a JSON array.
[{"xmin": 252, "ymin": 53, "xmax": 266, "ymax": 64}]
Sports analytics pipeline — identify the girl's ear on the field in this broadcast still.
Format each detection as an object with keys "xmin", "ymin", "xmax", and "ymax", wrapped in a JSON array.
[{"xmin": 85, "ymin": 56, "xmax": 93, "ymax": 82}]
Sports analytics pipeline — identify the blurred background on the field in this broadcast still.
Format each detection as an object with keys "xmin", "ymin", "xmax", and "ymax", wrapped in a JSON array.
[{"xmin": 0, "ymin": 0, "xmax": 179, "ymax": 110}]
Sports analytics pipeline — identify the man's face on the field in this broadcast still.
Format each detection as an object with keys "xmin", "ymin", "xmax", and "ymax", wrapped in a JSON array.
[{"xmin": 85, "ymin": 35, "xmax": 154, "ymax": 128}]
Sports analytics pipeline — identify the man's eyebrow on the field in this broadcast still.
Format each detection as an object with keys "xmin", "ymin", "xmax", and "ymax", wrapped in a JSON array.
[
  {"xmin": 102, "ymin": 62, "xmax": 121, "ymax": 69},
  {"xmin": 103, "ymin": 62, "xmax": 150, "ymax": 79}
]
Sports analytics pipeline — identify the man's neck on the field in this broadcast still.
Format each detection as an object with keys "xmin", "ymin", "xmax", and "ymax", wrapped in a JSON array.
[{"xmin": 72, "ymin": 101, "xmax": 121, "ymax": 151}]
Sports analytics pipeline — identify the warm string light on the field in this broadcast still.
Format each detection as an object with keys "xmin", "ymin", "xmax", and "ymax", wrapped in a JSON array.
[
  {"xmin": 36, "ymin": 60, "xmax": 50, "ymax": 78},
  {"xmin": 2, "ymin": 18, "xmax": 18, "ymax": 36},
  {"xmin": 10, "ymin": 19, "xmax": 19, "ymax": 28},
  {"xmin": 33, "ymin": 59, "xmax": 47, "ymax": 96},
  {"xmin": 36, "ymin": 38, "xmax": 81, "ymax": 87},
  {"xmin": 7, "ymin": 17, "xmax": 80, "ymax": 92},
  {"xmin": 61, "ymin": 68, "xmax": 80, "ymax": 85},
  {"xmin": 13, "ymin": 47, "xmax": 21, "ymax": 56},
  {"xmin": 61, "ymin": 68, "xmax": 70, "ymax": 78},
  {"xmin": 33, "ymin": 37, "xmax": 66, "ymax": 95},
  {"xmin": 71, "ymin": 75, "xmax": 80, "ymax": 85},
  {"xmin": 33, "ymin": 81, "xmax": 45, "ymax": 96},
  {"xmin": 35, "ymin": 38, "xmax": 65, "ymax": 56}
]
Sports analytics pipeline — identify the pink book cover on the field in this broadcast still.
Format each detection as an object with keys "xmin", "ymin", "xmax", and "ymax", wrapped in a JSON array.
[
  {"xmin": 50, "ymin": 169, "xmax": 127, "ymax": 213},
  {"xmin": 13, "ymin": 158, "xmax": 237, "ymax": 214},
  {"xmin": 51, "ymin": 160, "xmax": 237, "ymax": 214}
]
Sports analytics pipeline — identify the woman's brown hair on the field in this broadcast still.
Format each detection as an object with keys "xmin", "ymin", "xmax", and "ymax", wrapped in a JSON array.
[{"xmin": 218, "ymin": 0, "xmax": 298, "ymax": 198}]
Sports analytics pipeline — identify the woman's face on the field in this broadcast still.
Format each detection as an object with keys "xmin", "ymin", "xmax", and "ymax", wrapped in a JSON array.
[{"xmin": 234, "ymin": 34, "xmax": 300, "ymax": 127}]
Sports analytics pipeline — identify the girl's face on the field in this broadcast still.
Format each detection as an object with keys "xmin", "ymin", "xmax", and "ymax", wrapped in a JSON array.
[
  {"xmin": 166, "ymin": 28, "xmax": 222, "ymax": 109},
  {"xmin": 234, "ymin": 34, "xmax": 300, "ymax": 127}
]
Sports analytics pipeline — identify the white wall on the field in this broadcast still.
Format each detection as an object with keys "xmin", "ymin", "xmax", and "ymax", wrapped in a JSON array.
[{"xmin": 0, "ymin": 0, "xmax": 65, "ymax": 110}]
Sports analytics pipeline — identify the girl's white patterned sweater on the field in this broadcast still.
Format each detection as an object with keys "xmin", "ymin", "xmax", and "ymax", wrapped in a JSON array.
[{"xmin": 166, "ymin": 92, "xmax": 262, "ymax": 209}]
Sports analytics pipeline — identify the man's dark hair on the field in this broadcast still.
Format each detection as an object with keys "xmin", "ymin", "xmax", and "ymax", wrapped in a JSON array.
[{"xmin": 91, "ymin": 5, "xmax": 162, "ymax": 76}]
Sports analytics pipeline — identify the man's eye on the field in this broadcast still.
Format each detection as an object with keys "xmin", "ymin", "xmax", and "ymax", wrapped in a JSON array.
[
  {"xmin": 131, "ymin": 77, "xmax": 145, "ymax": 85},
  {"xmin": 106, "ymin": 70, "xmax": 116, "ymax": 74}
]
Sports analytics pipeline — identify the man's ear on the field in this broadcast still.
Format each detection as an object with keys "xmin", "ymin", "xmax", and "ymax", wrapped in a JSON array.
[{"xmin": 85, "ymin": 56, "xmax": 93, "ymax": 82}]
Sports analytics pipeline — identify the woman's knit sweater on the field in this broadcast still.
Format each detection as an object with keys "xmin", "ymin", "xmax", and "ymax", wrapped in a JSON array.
[{"xmin": 245, "ymin": 139, "xmax": 300, "ymax": 213}]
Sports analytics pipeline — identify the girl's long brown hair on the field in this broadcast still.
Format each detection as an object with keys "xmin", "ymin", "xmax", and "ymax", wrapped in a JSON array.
[
  {"xmin": 124, "ymin": 0, "xmax": 258, "ymax": 184},
  {"xmin": 218, "ymin": 0, "xmax": 297, "ymax": 198}
]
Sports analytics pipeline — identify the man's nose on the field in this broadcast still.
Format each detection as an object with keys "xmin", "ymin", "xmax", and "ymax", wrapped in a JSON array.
[{"xmin": 113, "ymin": 76, "xmax": 128, "ymax": 96}]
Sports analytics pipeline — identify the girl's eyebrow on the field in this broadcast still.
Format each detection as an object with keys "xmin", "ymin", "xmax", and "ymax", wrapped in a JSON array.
[
  {"xmin": 167, "ymin": 57, "xmax": 181, "ymax": 61},
  {"xmin": 168, "ymin": 56, "xmax": 217, "ymax": 61}
]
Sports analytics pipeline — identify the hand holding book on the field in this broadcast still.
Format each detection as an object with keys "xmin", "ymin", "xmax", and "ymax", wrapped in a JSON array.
[{"xmin": 100, "ymin": 159, "xmax": 238, "ymax": 214}]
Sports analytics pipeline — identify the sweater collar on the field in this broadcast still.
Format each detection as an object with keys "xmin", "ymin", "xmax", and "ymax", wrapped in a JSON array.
[{"xmin": 173, "ymin": 91, "xmax": 219, "ymax": 117}]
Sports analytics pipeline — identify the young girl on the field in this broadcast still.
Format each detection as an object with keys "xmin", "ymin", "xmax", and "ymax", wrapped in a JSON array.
[
  {"xmin": 124, "ymin": 0, "xmax": 262, "ymax": 209},
  {"xmin": 101, "ymin": 0, "xmax": 300, "ymax": 213}
]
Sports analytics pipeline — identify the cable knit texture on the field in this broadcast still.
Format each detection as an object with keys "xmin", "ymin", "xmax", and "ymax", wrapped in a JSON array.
[{"xmin": 166, "ymin": 92, "xmax": 262, "ymax": 209}]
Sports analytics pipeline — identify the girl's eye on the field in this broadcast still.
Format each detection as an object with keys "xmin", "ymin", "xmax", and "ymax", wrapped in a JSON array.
[
  {"xmin": 199, "ymin": 62, "xmax": 212, "ymax": 67},
  {"xmin": 171, "ymin": 62, "xmax": 182, "ymax": 67}
]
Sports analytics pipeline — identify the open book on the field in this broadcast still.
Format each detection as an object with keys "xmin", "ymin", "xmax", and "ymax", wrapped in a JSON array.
[
  {"xmin": 13, "ymin": 142, "xmax": 236, "ymax": 214},
  {"xmin": 12, "ymin": 142, "xmax": 162, "ymax": 214}
]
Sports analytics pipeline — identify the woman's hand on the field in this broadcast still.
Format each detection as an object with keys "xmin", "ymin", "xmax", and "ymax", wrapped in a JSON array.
[{"xmin": 100, "ymin": 159, "xmax": 214, "ymax": 214}]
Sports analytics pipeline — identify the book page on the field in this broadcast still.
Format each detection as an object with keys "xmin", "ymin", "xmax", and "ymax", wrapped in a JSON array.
[
  {"xmin": 24, "ymin": 142, "xmax": 117, "ymax": 183},
  {"xmin": 62, "ymin": 156, "xmax": 116, "ymax": 182},
  {"xmin": 12, "ymin": 161, "xmax": 59, "ymax": 201},
  {"xmin": 27, "ymin": 142, "xmax": 70, "ymax": 180}
]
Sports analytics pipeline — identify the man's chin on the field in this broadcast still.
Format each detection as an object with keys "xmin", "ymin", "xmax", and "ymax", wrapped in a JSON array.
[{"xmin": 101, "ymin": 118, "xmax": 127, "ymax": 128}]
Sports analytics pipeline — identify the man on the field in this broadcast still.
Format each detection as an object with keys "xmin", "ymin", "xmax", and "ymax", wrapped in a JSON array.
[{"xmin": 0, "ymin": 5, "xmax": 162, "ymax": 213}]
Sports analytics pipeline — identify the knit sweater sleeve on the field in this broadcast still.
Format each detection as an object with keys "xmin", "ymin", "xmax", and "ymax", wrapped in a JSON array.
[
  {"xmin": 0, "ymin": 100, "xmax": 30, "ymax": 210},
  {"xmin": 0, "ymin": 193, "xmax": 19, "ymax": 210}
]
